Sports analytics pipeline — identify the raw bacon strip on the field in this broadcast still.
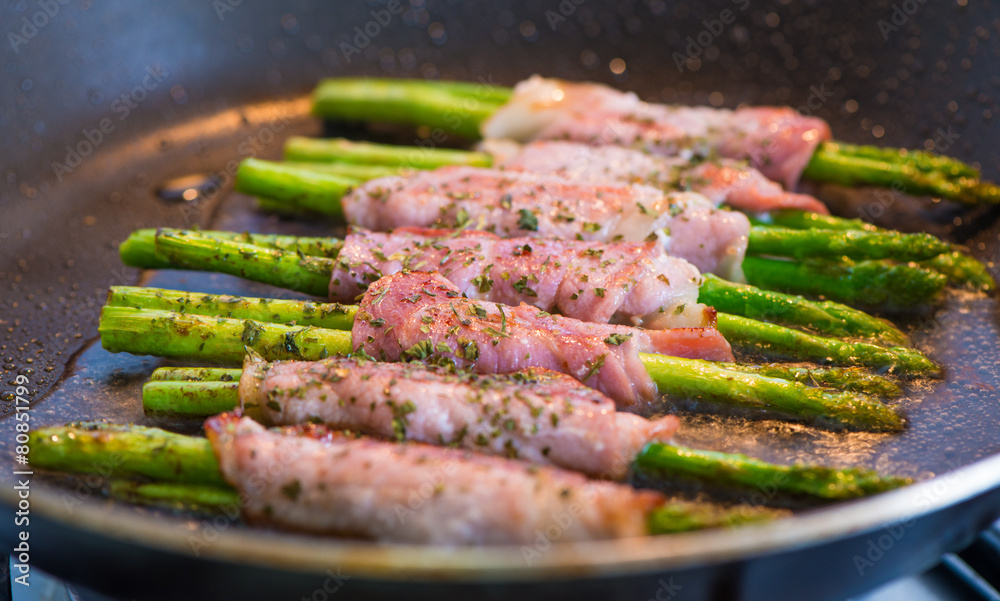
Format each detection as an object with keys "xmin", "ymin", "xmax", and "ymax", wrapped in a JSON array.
[
  {"xmin": 352, "ymin": 271, "xmax": 733, "ymax": 410},
  {"xmin": 205, "ymin": 414, "xmax": 664, "ymax": 544},
  {"xmin": 329, "ymin": 227, "xmax": 713, "ymax": 329},
  {"xmin": 481, "ymin": 76, "xmax": 831, "ymax": 189},
  {"xmin": 241, "ymin": 355, "xmax": 679, "ymax": 479},
  {"xmin": 487, "ymin": 140, "xmax": 829, "ymax": 214},
  {"xmin": 341, "ymin": 165, "xmax": 749, "ymax": 280}
]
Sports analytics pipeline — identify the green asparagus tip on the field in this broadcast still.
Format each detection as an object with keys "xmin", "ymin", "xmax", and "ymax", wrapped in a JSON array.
[
  {"xmin": 635, "ymin": 443, "xmax": 913, "ymax": 501},
  {"xmin": 647, "ymin": 500, "xmax": 788, "ymax": 534}
]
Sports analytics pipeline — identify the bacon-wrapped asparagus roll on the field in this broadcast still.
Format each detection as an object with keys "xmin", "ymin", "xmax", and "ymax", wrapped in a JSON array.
[
  {"xmin": 485, "ymin": 139, "xmax": 830, "ymax": 214},
  {"xmin": 331, "ymin": 227, "xmax": 713, "ymax": 329},
  {"xmin": 205, "ymin": 414, "xmax": 664, "ymax": 544},
  {"xmin": 343, "ymin": 166, "xmax": 750, "ymax": 280},
  {"xmin": 240, "ymin": 355, "xmax": 679, "ymax": 479},
  {"xmin": 354, "ymin": 271, "xmax": 734, "ymax": 410},
  {"xmin": 482, "ymin": 76, "xmax": 831, "ymax": 189}
]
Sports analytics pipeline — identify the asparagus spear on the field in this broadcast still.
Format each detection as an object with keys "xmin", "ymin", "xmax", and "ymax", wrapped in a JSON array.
[
  {"xmin": 921, "ymin": 251, "xmax": 997, "ymax": 293},
  {"xmin": 742, "ymin": 256, "xmax": 948, "ymax": 308},
  {"xmin": 751, "ymin": 209, "xmax": 879, "ymax": 232},
  {"xmin": 737, "ymin": 364, "xmax": 902, "ymax": 398},
  {"xmin": 143, "ymin": 380, "xmax": 240, "ymax": 417},
  {"xmin": 648, "ymin": 501, "xmax": 787, "ymax": 533},
  {"xmin": 697, "ymin": 274, "xmax": 907, "ymax": 346},
  {"xmin": 634, "ymin": 443, "xmax": 913, "ymax": 500},
  {"xmin": 156, "ymin": 230, "xmax": 335, "ymax": 297},
  {"xmin": 107, "ymin": 284, "xmax": 935, "ymax": 378},
  {"xmin": 235, "ymin": 159, "xmax": 353, "ymax": 218},
  {"xmin": 106, "ymin": 285, "xmax": 357, "ymax": 330},
  {"xmin": 120, "ymin": 229, "xmax": 911, "ymax": 348},
  {"xmin": 747, "ymin": 226, "xmax": 949, "ymax": 261},
  {"xmin": 802, "ymin": 142, "xmax": 1000, "ymax": 205},
  {"xmin": 716, "ymin": 314, "xmax": 938, "ymax": 377},
  {"xmin": 754, "ymin": 210, "xmax": 995, "ymax": 292},
  {"xmin": 638, "ymin": 354, "xmax": 903, "ymax": 432},
  {"xmin": 309, "ymin": 77, "xmax": 1000, "ymax": 205},
  {"xmin": 107, "ymin": 480, "xmax": 240, "ymax": 513},
  {"xmin": 285, "ymin": 136, "xmax": 493, "ymax": 168},
  {"xmin": 150, "ymin": 367, "xmax": 242, "ymax": 382},
  {"xmin": 121, "ymin": 229, "xmax": 345, "ymax": 269},
  {"xmin": 31, "ymin": 424, "xmax": 910, "ymax": 505},
  {"xmin": 283, "ymin": 161, "xmax": 404, "ymax": 180},
  {"xmin": 99, "ymin": 305, "xmax": 904, "ymax": 432},
  {"xmin": 29, "ymin": 423, "xmax": 226, "ymax": 486},
  {"xmin": 312, "ymin": 78, "xmax": 507, "ymax": 139},
  {"xmin": 99, "ymin": 306, "xmax": 352, "ymax": 363}
]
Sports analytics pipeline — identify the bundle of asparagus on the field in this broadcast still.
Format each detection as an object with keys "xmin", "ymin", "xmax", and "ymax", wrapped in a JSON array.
[
  {"xmin": 116, "ymin": 227, "xmax": 937, "ymax": 373},
  {"xmin": 309, "ymin": 77, "xmax": 1000, "ymax": 205},
  {"xmin": 231, "ymin": 139, "xmax": 993, "ymax": 305},
  {"xmin": 29, "ymin": 415, "xmax": 909, "ymax": 532},
  {"xmin": 98, "ymin": 283, "xmax": 907, "ymax": 432}
]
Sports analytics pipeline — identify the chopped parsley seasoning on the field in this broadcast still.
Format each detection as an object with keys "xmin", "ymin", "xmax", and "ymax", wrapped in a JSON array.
[
  {"xmin": 594, "ymin": 288, "xmax": 606, "ymax": 297},
  {"xmin": 281, "ymin": 480, "xmax": 301, "ymax": 500},
  {"xmin": 241, "ymin": 320, "xmax": 264, "ymax": 346},
  {"xmin": 583, "ymin": 354, "xmax": 607, "ymax": 380},
  {"xmin": 582, "ymin": 222, "xmax": 601, "ymax": 233},
  {"xmin": 512, "ymin": 276, "xmax": 538, "ymax": 297},
  {"xmin": 402, "ymin": 340, "xmax": 435, "ymax": 361},
  {"xmin": 457, "ymin": 337, "xmax": 479, "ymax": 360},
  {"xmin": 517, "ymin": 209, "xmax": 539, "ymax": 231},
  {"xmin": 604, "ymin": 333, "xmax": 633, "ymax": 346},
  {"xmin": 471, "ymin": 274, "xmax": 493, "ymax": 293}
]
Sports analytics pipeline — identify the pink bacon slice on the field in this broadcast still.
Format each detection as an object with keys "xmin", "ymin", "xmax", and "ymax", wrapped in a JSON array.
[
  {"xmin": 341, "ymin": 165, "xmax": 749, "ymax": 280},
  {"xmin": 205, "ymin": 413, "xmax": 664, "ymax": 544},
  {"xmin": 241, "ymin": 355, "xmax": 679, "ymax": 479},
  {"xmin": 486, "ymin": 139, "xmax": 830, "ymax": 215},
  {"xmin": 351, "ymin": 271, "xmax": 734, "ymax": 410},
  {"xmin": 481, "ymin": 76, "xmax": 831, "ymax": 189},
  {"xmin": 330, "ymin": 227, "xmax": 714, "ymax": 329}
]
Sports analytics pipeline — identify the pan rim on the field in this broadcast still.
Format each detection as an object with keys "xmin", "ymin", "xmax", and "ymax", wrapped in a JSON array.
[{"xmin": 5, "ymin": 450, "xmax": 1000, "ymax": 580}]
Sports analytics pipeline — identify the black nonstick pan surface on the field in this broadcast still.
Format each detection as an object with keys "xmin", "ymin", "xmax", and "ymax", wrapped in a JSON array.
[{"xmin": 2, "ymin": 1, "xmax": 1000, "ymax": 600}]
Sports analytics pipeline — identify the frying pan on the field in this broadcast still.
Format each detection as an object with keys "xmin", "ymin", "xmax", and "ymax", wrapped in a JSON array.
[{"xmin": 2, "ymin": 1, "xmax": 1000, "ymax": 599}]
